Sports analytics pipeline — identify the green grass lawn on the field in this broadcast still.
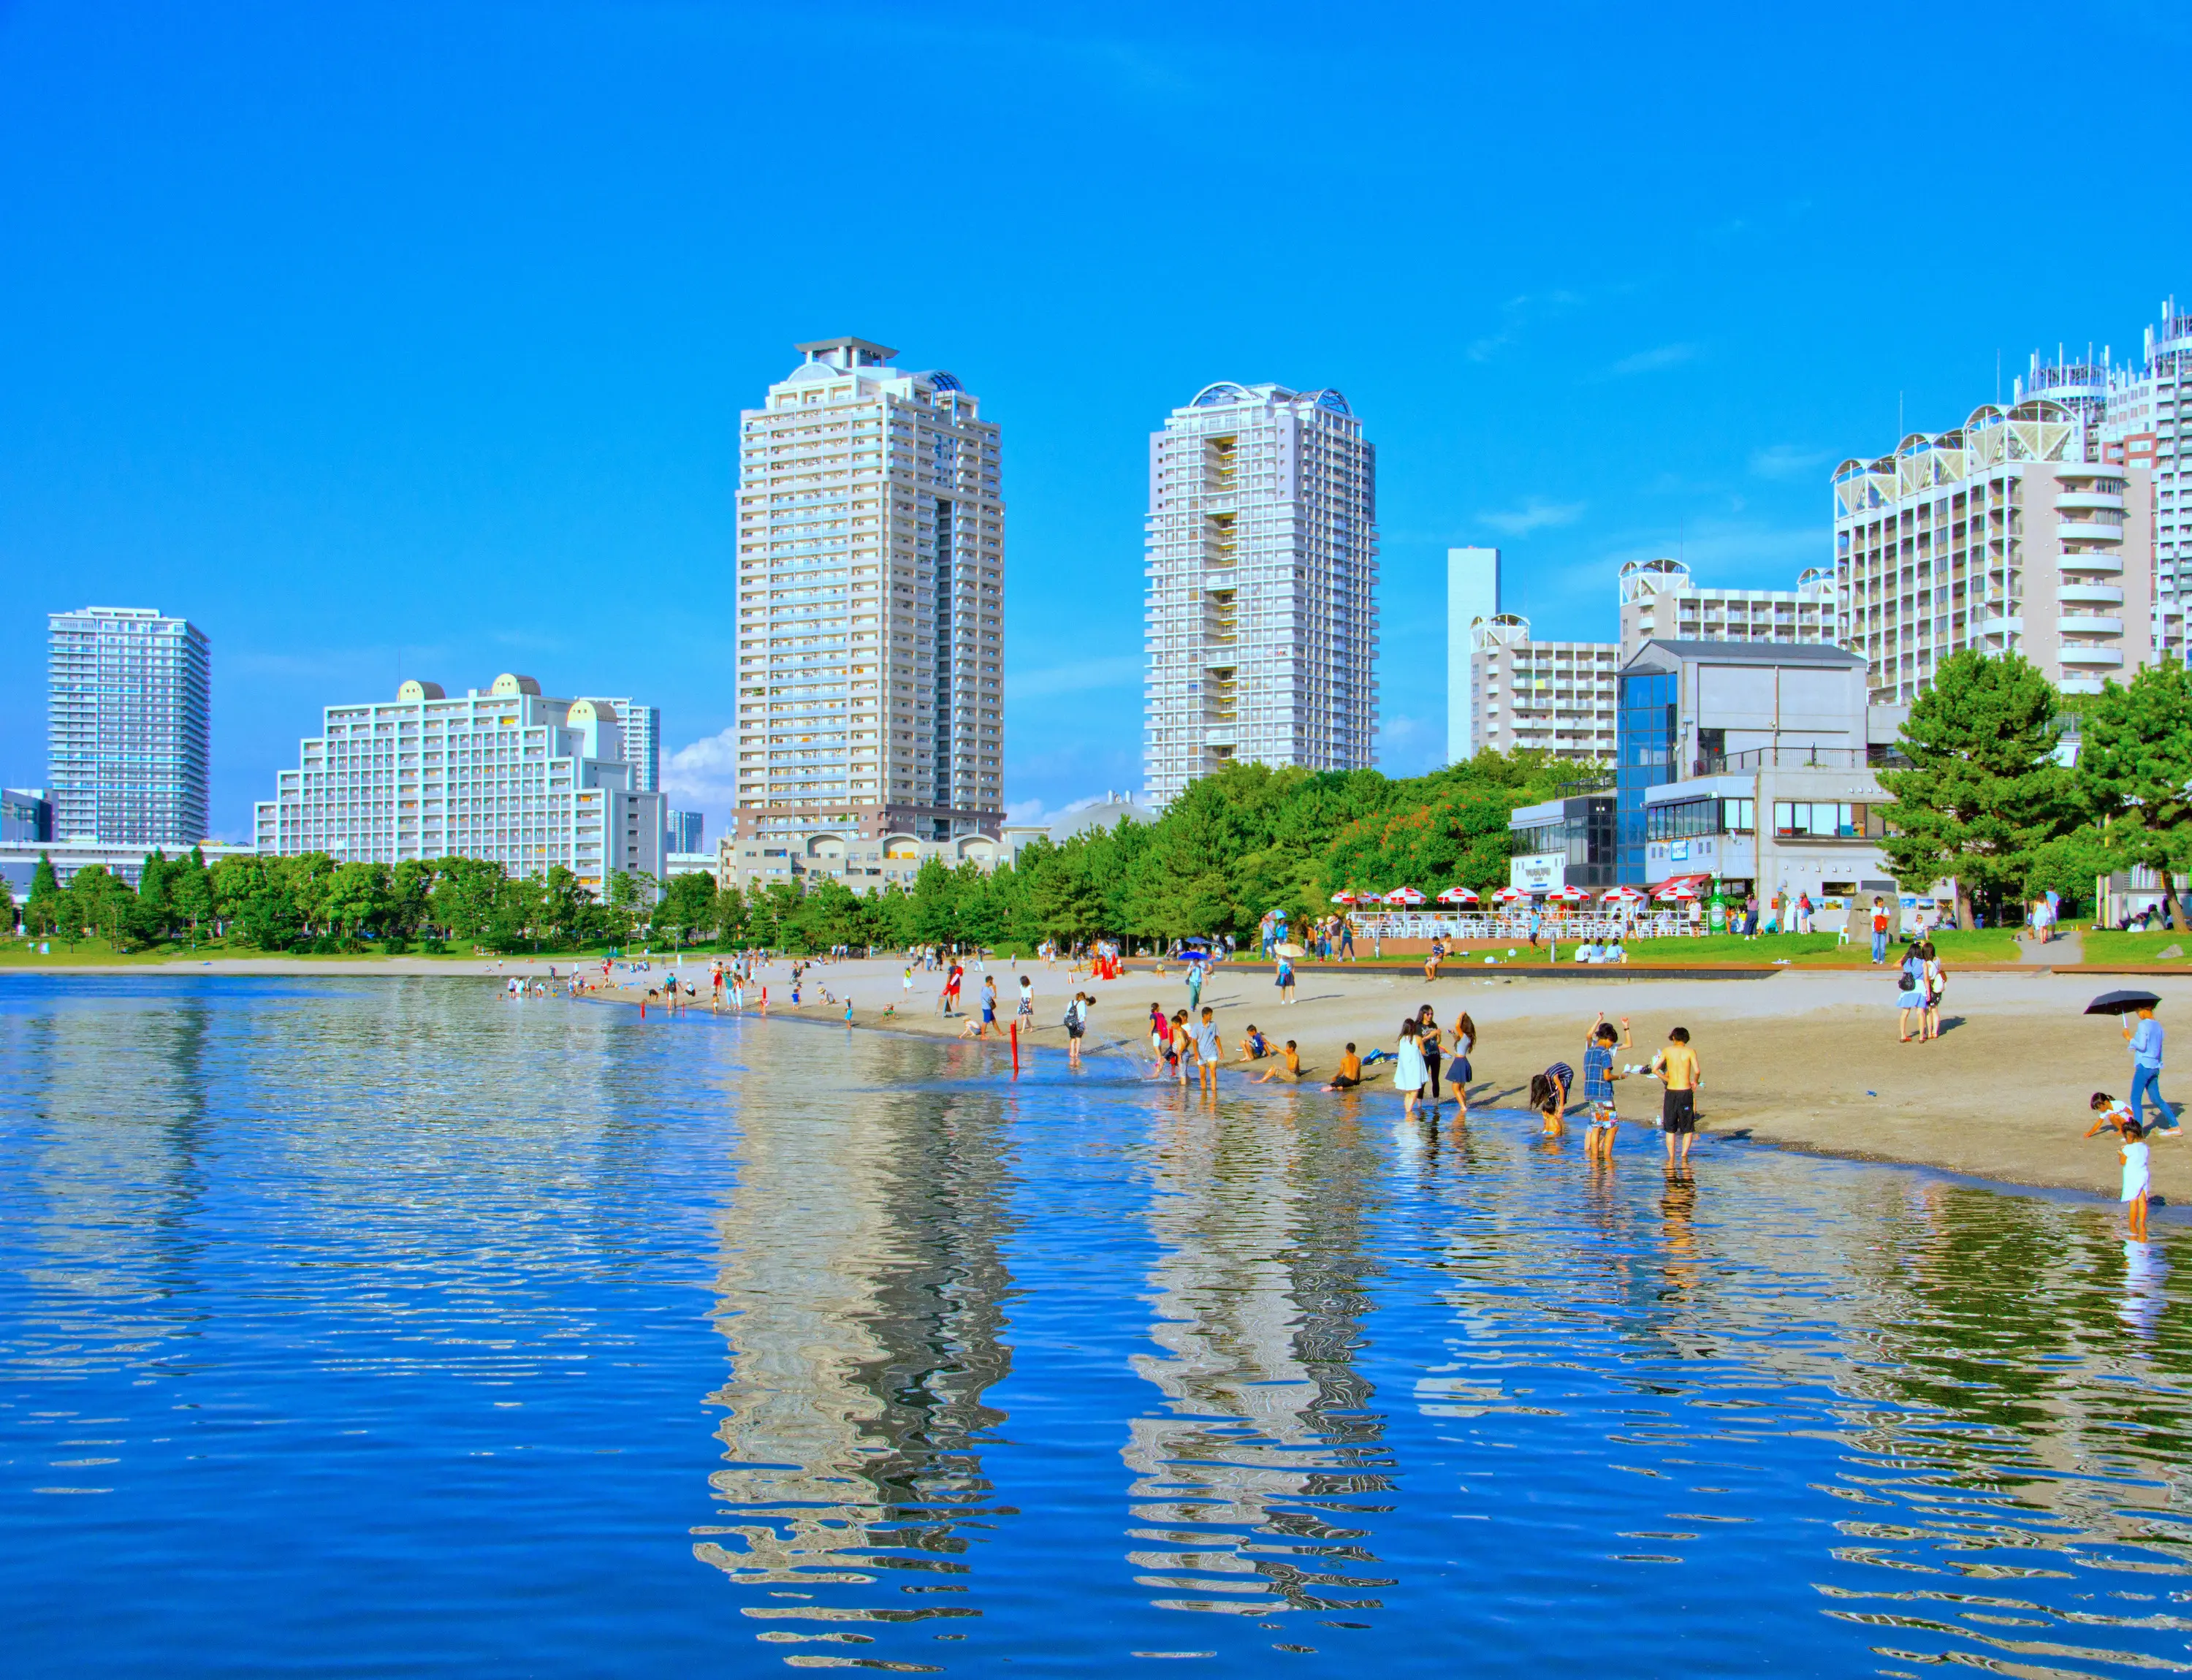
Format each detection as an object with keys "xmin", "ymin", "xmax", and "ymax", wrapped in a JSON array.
[{"xmin": 2078, "ymin": 930, "xmax": 2192, "ymax": 966}]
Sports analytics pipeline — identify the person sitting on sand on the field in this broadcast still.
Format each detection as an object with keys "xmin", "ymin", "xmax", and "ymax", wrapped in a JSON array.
[
  {"xmin": 1323, "ymin": 1044, "xmax": 1363, "ymax": 1091},
  {"xmin": 1253, "ymin": 1039, "xmax": 1304, "ymax": 1083},
  {"xmin": 1236, "ymin": 1025, "xmax": 1270, "ymax": 1063}
]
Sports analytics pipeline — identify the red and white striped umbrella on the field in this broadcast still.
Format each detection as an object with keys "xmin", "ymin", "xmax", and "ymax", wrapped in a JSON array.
[
  {"xmin": 1491, "ymin": 885, "xmax": 1532, "ymax": 904},
  {"xmin": 1436, "ymin": 886, "xmax": 1480, "ymax": 905},
  {"xmin": 1546, "ymin": 885, "xmax": 1590, "ymax": 905},
  {"xmin": 1600, "ymin": 886, "xmax": 1648, "ymax": 905},
  {"xmin": 1653, "ymin": 881, "xmax": 1701, "ymax": 902},
  {"xmin": 1382, "ymin": 886, "xmax": 1426, "ymax": 905},
  {"xmin": 1329, "ymin": 891, "xmax": 1359, "ymax": 905}
]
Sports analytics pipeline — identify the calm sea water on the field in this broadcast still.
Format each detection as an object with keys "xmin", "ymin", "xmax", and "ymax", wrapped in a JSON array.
[{"xmin": 1, "ymin": 975, "xmax": 2188, "ymax": 1677}]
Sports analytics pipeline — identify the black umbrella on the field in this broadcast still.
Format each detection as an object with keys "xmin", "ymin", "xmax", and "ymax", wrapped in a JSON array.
[{"xmin": 2086, "ymin": 989, "xmax": 2162, "ymax": 1016}]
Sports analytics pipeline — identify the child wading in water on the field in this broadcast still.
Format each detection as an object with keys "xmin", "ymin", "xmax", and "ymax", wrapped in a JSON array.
[
  {"xmin": 2088, "ymin": 1092, "xmax": 2172, "ymax": 1240},
  {"xmin": 1582, "ymin": 1014, "xmax": 1633, "ymax": 1160},
  {"xmin": 1651, "ymin": 1026, "xmax": 1702, "ymax": 1166}
]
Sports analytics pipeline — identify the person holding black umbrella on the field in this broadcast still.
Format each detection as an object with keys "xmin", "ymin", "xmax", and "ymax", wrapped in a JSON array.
[{"xmin": 2123, "ymin": 1003, "xmax": 2183, "ymax": 1135}]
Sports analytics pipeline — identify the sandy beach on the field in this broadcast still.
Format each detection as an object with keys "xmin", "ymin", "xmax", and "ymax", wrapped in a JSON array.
[{"xmin": 24, "ymin": 947, "xmax": 2186, "ymax": 1204}]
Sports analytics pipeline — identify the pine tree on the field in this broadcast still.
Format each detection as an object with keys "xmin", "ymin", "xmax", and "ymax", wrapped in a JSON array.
[{"xmin": 1874, "ymin": 650, "xmax": 2073, "ymax": 924}]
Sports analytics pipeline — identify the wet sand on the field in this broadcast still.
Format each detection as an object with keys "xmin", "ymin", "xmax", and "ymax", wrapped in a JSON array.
[{"xmin": 21, "ymin": 951, "xmax": 2186, "ymax": 1204}]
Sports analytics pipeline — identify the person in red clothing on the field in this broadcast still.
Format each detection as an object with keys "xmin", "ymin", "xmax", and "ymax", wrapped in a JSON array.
[{"xmin": 941, "ymin": 962, "xmax": 964, "ymax": 1016}]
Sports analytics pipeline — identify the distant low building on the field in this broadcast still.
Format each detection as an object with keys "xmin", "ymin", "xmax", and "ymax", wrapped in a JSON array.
[
  {"xmin": 2, "ymin": 788, "xmax": 53, "ymax": 844},
  {"xmin": 1001, "ymin": 791, "xmax": 1156, "ymax": 862},
  {"xmin": 254, "ymin": 674, "xmax": 663, "ymax": 902},
  {"xmin": 0, "ymin": 837, "xmax": 255, "ymax": 896},
  {"xmin": 1466, "ymin": 614, "xmax": 1618, "ymax": 763},
  {"xmin": 715, "ymin": 828, "xmax": 1012, "ymax": 896}
]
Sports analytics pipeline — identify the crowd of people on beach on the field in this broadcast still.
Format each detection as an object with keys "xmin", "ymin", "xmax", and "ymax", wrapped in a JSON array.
[{"xmin": 499, "ymin": 937, "xmax": 2177, "ymax": 1228}]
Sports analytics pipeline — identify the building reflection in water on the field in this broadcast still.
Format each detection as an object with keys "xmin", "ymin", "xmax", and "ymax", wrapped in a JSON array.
[
  {"xmin": 695, "ymin": 1036, "xmax": 1019, "ymax": 1646},
  {"xmin": 1121, "ymin": 1101, "xmax": 1395, "ymax": 1618}
]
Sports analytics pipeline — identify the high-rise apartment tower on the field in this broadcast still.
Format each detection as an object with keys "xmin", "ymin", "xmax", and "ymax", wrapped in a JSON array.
[
  {"xmin": 732, "ymin": 339, "xmax": 1004, "ymax": 843},
  {"xmin": 1143, "ymin": 381, "xmax": 1377, "ymax": 807},
  {"xmin": 47, "ymin": 605, "xmax": 210, "ymax": 845}
]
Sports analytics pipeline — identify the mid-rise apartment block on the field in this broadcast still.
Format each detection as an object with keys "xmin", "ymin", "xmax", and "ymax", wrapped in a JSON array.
[
  {"xmin": 2104, "ymin": 297, "xmax": 2192, "ymax": 601},
  {"xmin": 1834, "ymin": 391, "xmax": 2156, "ymax": 700},
  {"xmin": 254, "ymin": 674, "xmax": 663, "ymax": 900},
  {"xmin": 1617, "ymin": 558, "xmax": 1838, "ymax": 662},
  {"xmin": 1143, "ymin": 381, "xmax": 1377, "ymax": 807},
  {"xmin": 732, "ymin": 338, "xmax": 1004, "ymax": 845},
  {"xmin": 47, "ymin": 605, "xmax": 210, "ymax": 845},
  {"xmin": 1445, "ymin": 546, "xmax": 1500, "ymax": 762},
  {"xmin": 1466, "ymin": 614, "xmax": 1618, "ymax": 761}
]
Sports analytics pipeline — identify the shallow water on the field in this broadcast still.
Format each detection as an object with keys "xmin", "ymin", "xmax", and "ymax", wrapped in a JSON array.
[{"xmin": 1, "ymin": 975, "xmax": 2188, "ymax": 1677}]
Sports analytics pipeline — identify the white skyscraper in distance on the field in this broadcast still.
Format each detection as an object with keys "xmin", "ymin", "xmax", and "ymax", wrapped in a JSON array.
[
  {"xmin": 48, "ymin": 605, "xmax": 210, "ymax": 845},
  {"xmin": 2104, "ymin": 297, "xmax": 2192, "ymax": 601},
  {"xmin": 733, "ymin": 338, "xmax": 1004, "ymax": 844},
  {"xmin": 1445, "ymin": 546, "xmax": 1500, "ymax": 763},
  {"xmin": 1142, "ymin": 381, "xmax": 1377, "ymax": 807}
]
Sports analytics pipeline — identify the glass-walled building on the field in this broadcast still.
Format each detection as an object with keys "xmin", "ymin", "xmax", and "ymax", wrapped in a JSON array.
[
  {"xmin": 1597, "ymin": 639, "xmax": 1905, "ymax": 901},
  {"xmin": 1616, "ymin": 667, "xmax": 1678, "ymax": 884}
]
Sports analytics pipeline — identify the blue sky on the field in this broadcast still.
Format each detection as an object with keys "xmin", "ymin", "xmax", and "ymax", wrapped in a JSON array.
[{"xmin": 3, "ymin": 1, "xmax": 2188, "ymax": 841}]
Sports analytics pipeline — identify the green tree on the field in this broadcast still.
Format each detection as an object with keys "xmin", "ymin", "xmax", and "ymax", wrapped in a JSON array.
[
  {"xmin": 24, "ymin": 853, "xmax": 61, "ymax": 937},
  {"xmin": 657, "ymin": 870, "xmax": 720, "ymax": 947},
  {"xmin": 324, "ymin": 862, "xmax": 393, "ymax": 949},
  {"xmin": 712, "ymin": 883, "xmax": 750, "ymax": 946},
  {"xmin": 1874, "ymin": 650, "xmax": 2072, "ymax": 924},
  {"xmin": 2075, "ymin": 661, "xmax": 2192, "ymax": 931},
  {"xmin": 171, "ymin": 846, "xmax": 215, "ymax": 943}
]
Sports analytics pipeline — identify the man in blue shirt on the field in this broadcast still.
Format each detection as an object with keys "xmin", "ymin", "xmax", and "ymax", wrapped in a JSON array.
[{"xmin": 2124, "ymin": 1005, "xmax": 2183, "ymax": 1133}]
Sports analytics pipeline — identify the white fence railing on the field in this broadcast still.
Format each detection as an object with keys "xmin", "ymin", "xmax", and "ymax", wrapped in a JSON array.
[{"xmin": 1281, "ymin": 911, "xmax": 1724, "ymax": 946}]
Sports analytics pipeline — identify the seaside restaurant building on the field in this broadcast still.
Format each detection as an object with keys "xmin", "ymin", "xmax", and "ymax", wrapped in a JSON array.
[{"xmin": 1507, "ymin": 639, "xmax": 1910, "ymax": 913}]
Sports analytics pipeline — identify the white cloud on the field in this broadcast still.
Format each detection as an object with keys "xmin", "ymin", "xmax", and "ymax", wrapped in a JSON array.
[
  {"xmin": 1480, "ymin": 497, "xmax": 1586, "ymax": 536},
  {"xmin": 1009, "ymin": 653, "xmax": 1141, "ymax": 699},
  {"xmin": 662, "ymin": 727, "xmax": 739, "ymax": 810},
  {"xmin": 1748, "ymin": 443, "xmax": 1835, "ymax": 482},
  {"xmin": 1605, "ymin": 343, "xmax": 1697, "ymax": 378}
]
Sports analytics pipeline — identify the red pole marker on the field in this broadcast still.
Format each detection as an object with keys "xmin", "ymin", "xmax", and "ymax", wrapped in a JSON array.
[{"xmin": 1011, "ymin": 1020, "xmax": 1020, "ymax": 1076}]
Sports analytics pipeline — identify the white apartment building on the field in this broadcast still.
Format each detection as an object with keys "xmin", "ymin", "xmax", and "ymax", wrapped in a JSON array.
[
  {"xmin": 254, "ymin": 674, "xmax": 664, "ymax": 900},
  {"xmin": 48, "ymin": 605, "xmax": 211, "ymax": 845},
  {"xmin": 1466, "ymin": 614, "xmax": 1618, "ymax": 761},
  {"xmin": 733, "ymin": 338, "xmax": 1004, "ymax": 847},
  {"xmin": 1616, "ymin": 558, "xmax": 1838, "ymax": 662},
  {"xmin": 2104, "ymin": 297, "xmax": 2192, "ymax": 601},
  {"xmin": 1445, "ymin": 546, "xmax": 1500, "ymax": 761},
  {"xmin": 1834, "ymin": 392, "xmax": 2156, "ymax": 700},
  {"xmin": 1142, "ymin": 381, "xmax": 1377, "ymax": 807}
]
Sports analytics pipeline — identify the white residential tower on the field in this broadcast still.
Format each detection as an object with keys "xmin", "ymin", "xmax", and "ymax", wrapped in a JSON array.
[
  {"xmin": 732, "ymin": 338, "xmax": 1004, "ymax": 844},
  {"xmin": 1143, "ymin": 381, "xmax": 1377, "ymax": 807}
]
